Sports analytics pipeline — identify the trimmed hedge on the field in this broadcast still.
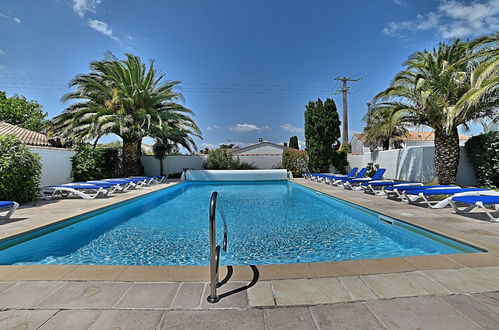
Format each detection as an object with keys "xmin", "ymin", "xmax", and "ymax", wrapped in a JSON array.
[
  {"xmin": 465, "ymin": 131, "xmax": 499, "ymax": 188},
  {"xmin": 71, "ymin": 145, "xmax": 122, "ymax": 181},
  {"xmin": 282, "ymin": 149, "xmax": 308, "ymax": 177},
  {"xmin": 0, "ymin": 135, "xmax": 42, "ymax": 203}
]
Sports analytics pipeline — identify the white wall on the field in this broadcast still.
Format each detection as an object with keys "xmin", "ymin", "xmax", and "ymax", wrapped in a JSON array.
[
  {"xmin": 141, "ymin": 154, "xmax": 283, "ymax": 176},
  {"xmin": 347, "ymin": 145, "xmax": 477, "ymax": 186},
  {"xmin": 30, "ymin": 147, "xmax": 76, "ymax": 186},
  {"xmin": 232, "ymin": 144, "xmax": 285, "ymax": 155}
]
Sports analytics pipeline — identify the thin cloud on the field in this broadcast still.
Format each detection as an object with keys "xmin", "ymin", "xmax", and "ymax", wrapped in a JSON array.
[
  {"xmin": 0, "ymin": 12, "xmax": 22, "ymax": 24},
  {"xmin": 229, "ymin": 123, "xmax": 270, "ymax": 132},
  {"xmin": 0, "ymin": 49, "xmax": 5, "ymax": 55},
  {"xmin": 383, "ymin": 0, "xmax": 499, "ymax": 38},
  {"xmin": 393, "ymin": 0, "xmax": 406, "ymax": 6},
  {"xmin": 87, "ymin": 19, "xmax": 117, "ymax": 41},
  {"xmin": 206, "ymin": 125, "xmax": 220, "ymax": 131},
  {"xmin": 72, "ymin": 0, "xmax": 102, "ymax": 17},
  {"xmin": 280, "ymin": 123, "xmax": 304, "ymax": 134}
]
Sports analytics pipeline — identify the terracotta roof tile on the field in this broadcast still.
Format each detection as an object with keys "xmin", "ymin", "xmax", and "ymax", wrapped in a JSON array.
[
  {"xmin": 352, "ymin": 131, "xmax": 469, "ymax": 143},
  {"xmin": 0, "ymin": 121, "xmax": 51, "ymax": 146}
]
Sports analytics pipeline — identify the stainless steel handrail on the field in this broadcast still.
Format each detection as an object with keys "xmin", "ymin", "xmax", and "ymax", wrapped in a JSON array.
[{"xmin": 207, "ymin": 191, "xmax": 227, "ymax": 303}]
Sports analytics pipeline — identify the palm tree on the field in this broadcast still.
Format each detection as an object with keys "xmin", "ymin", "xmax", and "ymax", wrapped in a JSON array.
[
  {"xmin": 152, "ymin": 126, "xmax": 198, "ymax": 176},
  {"xmin": 363, "ymin": 103, "xmax": 407, "ymax": 151},
  {"xmin": 370, "ymin": 39, "xmax": 498, "ymax": 184},
  {"xmin": 51, "ymin": 53, "xmax": 201, "ymax": 176}
]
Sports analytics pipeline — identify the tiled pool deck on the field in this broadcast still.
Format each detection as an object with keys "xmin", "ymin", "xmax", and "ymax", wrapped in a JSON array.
[{"xmin": 1, "ymin": 178, "xmax": 499, "ymax": 328}]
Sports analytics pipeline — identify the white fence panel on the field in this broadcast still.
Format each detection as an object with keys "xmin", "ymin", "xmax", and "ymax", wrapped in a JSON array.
[
  {"xmin": 30, "ymin": 147, "xmax": 76, "ymax": 186},
  {"xmin": 347, "ymin": 146, "xmax": 476, "ymax": 186}
]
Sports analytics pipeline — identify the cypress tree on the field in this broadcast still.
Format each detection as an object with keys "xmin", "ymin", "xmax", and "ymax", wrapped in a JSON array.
[
  {"xmin": 304, "ymin": 98, "xmax": 341, "ymax": 172},
  {"xmin": 288, "ymin": 136, "xmax": 299, "ymax": 149}
]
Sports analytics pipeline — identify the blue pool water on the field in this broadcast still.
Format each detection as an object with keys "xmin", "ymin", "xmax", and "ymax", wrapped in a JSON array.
[{"xmin": 0, "ymin": 181, "xmax": 479, "ymax": 266}]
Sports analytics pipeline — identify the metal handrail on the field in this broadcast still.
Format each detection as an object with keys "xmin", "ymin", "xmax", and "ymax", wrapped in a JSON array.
[{"xmin": 207, "ymin": 191, "xmax": 227, "ymax": 303}]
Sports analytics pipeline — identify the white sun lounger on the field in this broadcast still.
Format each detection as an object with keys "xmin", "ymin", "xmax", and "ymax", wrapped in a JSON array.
[
  {"xmin": 450, "ymin": 193, "xmax": 499, "ymax": 222},
  {"xmin": 41, "ymin": 185, "xmax": 109, "ymax": 200},
  {"xmin": 0, "ymin": 201, "xmax": 19, "ymax": 219},
  {"xmin": 402, "ymin": 187, "xmax": 489, "ymax": 208}
]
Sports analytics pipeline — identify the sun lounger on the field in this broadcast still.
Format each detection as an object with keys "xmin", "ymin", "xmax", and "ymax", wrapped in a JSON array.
[
  {"xmin": 132, "ymin": 176, "xmax": 166, "ymax": 184},
  {"xmin": 361, "ymin": 181, "xmax": 421, "ymax": 195},
  {"xmin": 382, "ymin": 184, "xmax": 456, "ymax": 200},
  {"xmin": 450, "ymin": 194, "xmax": 499, "ymax": 222},
  {"xmin": 330, "ymin": 168, "xmax": 369, "ymax": 186},
  {"xmin": 0, "ymin": 201, "xmax": 19, "ymax": 219},
  {"xmin": 323, "ymin": 168, "xmax": 359, "ymax": 185},
  {"xmin": 342, "ymin": 168, "xmax": 387, "ymax": 190},
  {"xmin": 41, "ymin": 185, "xmax": 111, "ymax": 200},
  {"xmin": 402, "ymin": 187, "xmax": 489, "ymax": 208},
  {"xmin": 66, "ymin": 182, "xmax": 124, "ymax": 193}
]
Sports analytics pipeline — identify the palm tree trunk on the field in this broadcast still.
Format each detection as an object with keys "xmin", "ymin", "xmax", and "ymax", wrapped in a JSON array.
[
  {"xmin": 159, "ymin": 157, "xmax": 164, "ymax": 176},
  {"xmin": 434, "ymin": 128, "xmax": 460, "ymax": 184},
  {"xmin": 122, "ymin": 138, "xmax": 144, "ymax": 176}
]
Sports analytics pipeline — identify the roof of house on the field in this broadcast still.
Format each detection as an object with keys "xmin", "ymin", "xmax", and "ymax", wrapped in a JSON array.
[
  {"xmin": 0, "ymin": 121, "xmax": 52, "ymax": 146},
  {"xmin": 229, "ymin": 141, "xmax": 295, "ymax": 155},
  {"xmin": 351, "ymin": 131, "xmax": 469, "ymax": 143}
]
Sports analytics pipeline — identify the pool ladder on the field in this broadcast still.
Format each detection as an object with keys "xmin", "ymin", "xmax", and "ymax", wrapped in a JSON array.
[{"xmin": 207, "ymin": 191, "xmax": 228, "ymax": 303}]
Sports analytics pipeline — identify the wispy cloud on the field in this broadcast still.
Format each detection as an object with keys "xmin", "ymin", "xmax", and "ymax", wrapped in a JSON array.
[
  {"xmin": 0, "ymin": 49, "xmax": 5, "ymax": 55},
  {"xmin": 0, "ymin": 12, "xmax": 21, "ymax": 24},
  {"xmin": 72, "ymin": 0, "xmax": 102, "ymax": 17},
  {"xmin": 206, "ymin": 125, "xmax": 220, "ymax": 131},
  {"xmin": 229, "ymin": 123, "xmax": 270, "ymax": 132},
  {"xmin": 87, "ymin": 19, "xmax": 117, "ymax": 40},
  {"xmin": 383, "ymin": 0, "xmax": 499, "ymax": 38},
  {"xmin": 393, "ymin": 0, "xmax": 406, "ymax": 6},
  {"xmin": 280, "ymin": 123, "xmax": 303, "ymax": 134}
]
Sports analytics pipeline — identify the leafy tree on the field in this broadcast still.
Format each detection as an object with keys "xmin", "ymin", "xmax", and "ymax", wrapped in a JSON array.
[
  {"xmin": 51, "ymin": 53, "xmax": 201, "ymax": 176},
  {"xmin": 0, "ymin": 91, "xmax": 48, "ymax": 132},
  {"xmin": 363, "ymin": 103, "xmax": 407, "ymax": 150},
  {"xmin": 203, "ymin": 148, "xmax": 256, "ymax": 169},
  {"xmin": 304, "ymin": 98, "xmax": 341, "ymax": 172},
  {"xmin": 288, "ymin": 136, "xmax": 299, "ymax": 149},
  {"xmin": 370, "ymin": 39, "xmax": 498, "ymax": 184},
  {"xmin": 0, "ymin": 135, "xmax": 42, "ymax": 203},
  {"xmin": 282, "ymin": 149, "xmax": 308, "ymax": 177},
  {"xmin": 465, "ymin": 131, "xmax": 499, "ymax": 188}
]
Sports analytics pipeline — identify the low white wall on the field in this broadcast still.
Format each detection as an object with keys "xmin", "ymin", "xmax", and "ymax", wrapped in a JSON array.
[
  {"xmin": 30, "ymin": 147, "xmax": 76, "ymax": 186},
  {"xmin": 141, "ymin": 154, "xmax": 283, "ymax": 176},
  {"xmin": 347, "ymin": 146, "xmax": 477, "ymax": 186}
]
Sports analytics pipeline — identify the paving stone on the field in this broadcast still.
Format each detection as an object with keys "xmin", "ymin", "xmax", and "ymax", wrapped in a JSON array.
[
  {"xmin": 201, "ymin": 281, "xmax": 248, "ymax": 309},
  {"xmin": 338, "ymin": 276, "xmax": 378, "ymax": 301},
  {"xmin": 0, "ymin": 282, "xmax": 64, "ymax": 308},
  {"xmin": 39, "ymin": 310, "xmax": 102, "ymax": 330},
  {"xmin": 401, "ymin": 271, "xmax": 451, "ymax": 294},
  {"xmin": 366, "ymin": 295, "xmax": 481, "ymax": 329},
  {"xmin": 362, "ymin": 273, "xmax": 428, "ymax": 298},
  {"xmin": 89, "ymin": 310, "xmax": 164, "ymax": 329},
  {"xmin": 0, "ymin": 282, "xmax": 15, "ymax": 295},
  {"xmin": 311, "ymin": 303, "xmax": 385, "ymax": 330},
  {"xmin": 272, "ymin": 278, "xmax": 352, "ymax": 306},
  {"xmin": 37, "ymin": 282, "xmax": 131, "ymax": 308},
  {"xmin": 0, "ymin": 309, "xmax": 58, "ymax": 330},
  {"xmin": 264, "ymin": 307, "xmax": 317, "ymax": 329},
  {"xmin": 471, "ymin": 291, "xmax": 499, "ymax": 311},
  {"xmin": 247, "ymin": 281, "xmax": 275, "ymax": 307},
  {"xmin": 258, "ymin": 263, "xmax": 315, "ymax": 280},
  {"xmin": 171, "ymin": 282, "xmax": 205, "ymax": 309},
  {"xmin": 117, "ymin": 265, "xmax": 178, "ymax": 282},
  {"xmin": 159, "ymin": 310, "xmax": 265, "ymax": 330},
  {"xmin": 114, "ymin": 282, "xmax": 179, "ymax": 309},
  {"xmin": 358, "ymin": 257, "xmax": 416, "ymax": 274},
  {"xmin": 423, "ymin": 268, "xmax": 499, "ymax": 293},
  {"xmin": 440, "ymin": 294, "xmax": 499, "ymax": 329}
]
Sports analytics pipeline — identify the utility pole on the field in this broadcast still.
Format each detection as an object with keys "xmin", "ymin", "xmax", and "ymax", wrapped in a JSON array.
[{"xmin": 334, "ymin": 76, "xmax": 361, "ymax": 146}]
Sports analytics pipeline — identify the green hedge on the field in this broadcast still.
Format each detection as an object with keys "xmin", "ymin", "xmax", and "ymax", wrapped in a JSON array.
[
  {"xmin": 465, "ymin": 131, "xmax": 499, "ymax": 188},
  {"xmin": 71, "ymin": 145, "xmax": 122, "ymax": 181},
  {"xmin": 0, "ymin": 135, "xmax": 42, "ymax": 203},
  {"xmin": 203, "ymin": 149, "xmax": 256, "ymax": 170},
  {"xmin": 331, "ymin": 151, "xmax": 348, "ymax": 174}
]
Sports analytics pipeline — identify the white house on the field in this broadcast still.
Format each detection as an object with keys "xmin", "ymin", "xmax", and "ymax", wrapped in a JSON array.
[
  {"xmin": 230, "ymin": 140, "xmax": 294, "ymax": 156},
  {"xmin": 350, "ymin": 131, "xmax": 470, "ymax": 154}
]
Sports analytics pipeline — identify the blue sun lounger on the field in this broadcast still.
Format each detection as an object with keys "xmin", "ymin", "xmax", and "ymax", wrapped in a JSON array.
[
  {"xmin": 361, "ymin": 181, "xmax": 421, "ymax": 195},
  {"xmin": 41, "ymin": 184, "xmax": 112, "ymax": 200},
  {"xmin": 402, "ymin": 187, "xmax": 489, "ymax": 208},
  {"xmin": 0, "ymin": 201, "xmax": 19, "ymax": 219},
  {"xmin": 382, "ymin": 184, "xmax": 456, "ymax": 200},
  {"xmin": 323, "ymin": 167, "xmax": 359, "ymax": 185},
  {"xmin": 450, "ymin": 194, "xmax": 499, "ymax": 222},
  {"xmin": 333, "ymin": 168, "xmax": 369, "ymax": 185},
  {"xmin": 342, "ymin": 168, "xmax": 387, "ymax": 190}
]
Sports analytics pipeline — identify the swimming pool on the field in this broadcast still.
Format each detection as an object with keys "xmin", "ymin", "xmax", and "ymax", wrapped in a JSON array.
[{"xmin": 0, "ymin": 181, "xmax": 480, "ymax": 266}]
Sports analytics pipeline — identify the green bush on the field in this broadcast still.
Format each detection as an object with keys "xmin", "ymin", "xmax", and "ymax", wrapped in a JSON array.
[
  {"xmin": 366, "ymin": 162, "xmax": 380, "ymax": 177},
  {"xmin": 282, "ymin": 150, "xmax": 308, "ymax": 177},
  {"xmin": 203, "ymin": 149, "xmax": 256, "ymax": 170},
  {"xmin": 331, "ymin": 151, "xmax": 348, "ymax": 174},
  {"xmin": 0, "ymin": 135, "xmax": 42, "ymax": 202},
  {"xmin": 71, "ymin": 145, "xmax": 122, "ymax": 181},
  {"xmin": 465, "ymin": 131, "xmax": 499, "ymax": 188}
]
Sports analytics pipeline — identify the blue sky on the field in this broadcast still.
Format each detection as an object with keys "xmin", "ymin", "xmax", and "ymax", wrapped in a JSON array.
[{"xmin": 1, "ymin": 0, "xmax": 498, "ymax": 150}]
